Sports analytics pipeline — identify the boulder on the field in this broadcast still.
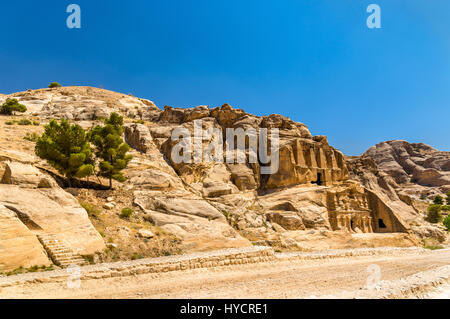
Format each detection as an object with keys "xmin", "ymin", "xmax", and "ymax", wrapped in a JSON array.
[
  {"xmin": 124, "ymin": 123, "xmax": 154, "ymax": 154},
  {"xmin": 128, "ymin": 169, "xmax": 184, "ymax": 190},
  {"xmin": 266, "ymin": 211, "xmax": 305, "ymax": 230},
  {"xmin": 134, "ymin": 190, "xmax": 251, "ymax": 251},
  {"xmin": 203, "ymin": 181, "xmax": 235, "ymax": 198},
  {"xmin": 228, "ymin": 164, "xmax": 257, "ymax": 190},
  {"xmin": 1, "ymin": 162, "xmax": 55, "ymax": 189},
  {"xmin": 137, "ymin": 229, "xmax": 154, "ymax": 239},
  {"xmin": 412, "ymin": 225, "xmax": 447, "ymax": 243}
]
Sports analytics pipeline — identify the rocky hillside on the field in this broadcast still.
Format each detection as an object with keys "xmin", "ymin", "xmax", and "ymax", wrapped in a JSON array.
[
  {"xmin": 347, "ymin": 140, "xmax": 450, "ymax": 244},
  {"xmin": 0, "ymin": 87, "xmax": 446, "ymax": 272},
  {"xmin": 364, "ymin": 141, "xmax": 449, "ymax": 191}
]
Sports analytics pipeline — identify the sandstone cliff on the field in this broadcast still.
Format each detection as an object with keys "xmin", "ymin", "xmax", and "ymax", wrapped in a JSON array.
[
  {"xmin": 347, "ymin": 140, "xmax": 450, "ymax": 244},
  {"xmin": 1, "ymin": 87, "xmax": 443, "ymax": 271}
]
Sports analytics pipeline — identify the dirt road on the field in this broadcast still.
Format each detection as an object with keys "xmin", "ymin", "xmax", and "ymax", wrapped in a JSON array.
[{"xmin": 2, "ymin": 249, "xmax": 450, "ymax": 299}]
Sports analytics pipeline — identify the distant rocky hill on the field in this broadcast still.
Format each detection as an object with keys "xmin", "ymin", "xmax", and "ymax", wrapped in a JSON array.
[
  {"xmin": 347, "ymin": 140, "xmax": 450, "ymax": 244},
  {"xmin": 0, "ymin": 87, "xmax": 446, "ymax": 272},
  {"xmin": 364, "ymin": 141, "xmax": 449, "ymax": 191}
]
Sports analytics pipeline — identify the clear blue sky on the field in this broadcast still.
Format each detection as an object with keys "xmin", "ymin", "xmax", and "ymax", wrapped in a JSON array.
[{"xmin": 1, "ymin": 1, "xmax": 449, "ymax": 155}]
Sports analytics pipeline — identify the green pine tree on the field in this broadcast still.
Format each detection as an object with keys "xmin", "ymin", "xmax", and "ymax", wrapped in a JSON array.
[
  {"xmin": 433, "ymin": 195, "xmax": 444, "ymax": 205},
  {"xmin": 89, "ymin": 112, "xmax": 132, "ymax": 189},
  {"xmin": 35, "ymin": 119, "xmax": 94, "ymax": 186},
  {"xmin": 0, "ymin": 98, "xmax": 27, "ymax": 115},
  {"xmin": 426, "ymin": 204, "xmax": 443, "ymax": 223}
]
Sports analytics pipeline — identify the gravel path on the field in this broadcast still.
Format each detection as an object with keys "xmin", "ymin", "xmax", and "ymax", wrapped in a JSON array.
[{"xmin": 1, "ymin": 247, "xmax": 449, "ymax": 299}]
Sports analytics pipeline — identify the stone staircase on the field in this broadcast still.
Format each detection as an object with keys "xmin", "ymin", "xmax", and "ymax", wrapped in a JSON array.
[{"xmin": 37, "ymin": 233, "xmax": 86, "ymax": 268}]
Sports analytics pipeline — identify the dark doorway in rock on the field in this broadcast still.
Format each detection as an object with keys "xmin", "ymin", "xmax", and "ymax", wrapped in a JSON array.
[
  {"xmin": 378, "ymin": 218, "xmax": 387, "ymax": 229},
  {"xmin": 350, "ymin": 219, "xmax": 354, "ymax": 230},
  {"xmin": 316, "ymin": 173, "xmax": 322, "ymax": 186}
]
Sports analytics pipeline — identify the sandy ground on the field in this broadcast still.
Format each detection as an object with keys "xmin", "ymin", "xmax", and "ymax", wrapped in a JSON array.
[
  {"xmin": 425, "ymin": 284, "xmax": 450, "ymax": 299},
  {"xmin": 1, "ymin": 249, "xmax": 450, "ymax": 299}
]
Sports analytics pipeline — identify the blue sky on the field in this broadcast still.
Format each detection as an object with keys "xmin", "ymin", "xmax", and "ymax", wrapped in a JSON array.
[{"xmin": 0, "ymin": 1, "xmax": 449, "ymax": 155}]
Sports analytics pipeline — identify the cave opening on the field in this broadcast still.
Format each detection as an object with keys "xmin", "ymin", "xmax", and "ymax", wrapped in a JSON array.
[
  {"xmin": 316, "ymin": 173, "xmax": 322, "ymax": 186},
  {"xmin": 378, "ymin": 218, "xmax": 387, "ymax": 229}
]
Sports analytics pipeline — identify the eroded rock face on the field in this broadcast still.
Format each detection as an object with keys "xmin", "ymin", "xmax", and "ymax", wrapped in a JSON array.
[
  {"xmin": 133, "ymin": 190, "xmax": 250, "ymax": 251},
  {"xmin": 411, "ymin": 225, "xmax": 447, "ymax": 243},
  {"xmin": 124, "ymin": 123, "xmax": 154, "ymax": 154},
  {"xmin": 265, "ymin": 138, "xmax": 349, "ymax": 189},
  {"xmin": 0, "ymin": 162, "xmax": 105, "ymax": 272},
  {"xmin": 363, "ymin": 140, "xmax": 450, "ymax": 190},
  {"xmin": 0, "ymin": 205, "xmax": 52, "ymax": 272},
  {"xmin": 9, "ymin": 87, "xmax": 162, "ymax": 121},
  {"xmin": 121, "ymin": 102, "xmax": 435, "ymax": 247},
  {"xmin": 2, "ymin": 87, "xmax": 442, "ymax": 265},
  {"xmin": 352, "ymin": 141, "xmax": 450, "ymax": 206},
  {"xmin": 347, "ymin": 140, "xmax": 450, "ymax": 242}
]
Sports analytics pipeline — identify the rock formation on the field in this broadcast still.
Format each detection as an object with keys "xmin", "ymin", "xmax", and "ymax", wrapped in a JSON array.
[
  {"xmin": 0, "ymin": 87, "xmax": 445, "ymax": 271},
  {"xmin": 0, "ymin": 161, "xmax": 105, "ymax": 272},
  {"xmin": 347, "ymin": 140, "xmax": 450, "ymax": 243}
]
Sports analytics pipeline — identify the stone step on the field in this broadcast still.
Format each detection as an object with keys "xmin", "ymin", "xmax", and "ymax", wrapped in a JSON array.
[
  {"xmin": 48, "ymin": 245, "xmax": 68, "ymax": 249},
  {"xmin": 36, "ymin": 233, "xmax": 85, "ymax": 268},
  {"xmin": 49, "ymin": 249, "xmax": 71, "ymax": 254},
  {"xmin": 52, "ymin": 254, "xmax": 72, "ymax": 259}
]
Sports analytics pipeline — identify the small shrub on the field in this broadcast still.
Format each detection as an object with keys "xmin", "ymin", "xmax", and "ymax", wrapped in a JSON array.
[
  {"xmin": 3, "ymin": 265, "xmax": 54, "ymax": 276},
  {"xmin": 5, "ymin": 121, "xmax": 14, "ymax": 125},
  {"xmin": 424, "ymin": 244, "xmax": 444, "ymax": 250},
  {"xmin": 222, "ymin": 210, "xmax": 230, "ymax": 220},
  {"xmin": 131, "ymin": 253, "xmax": 143, "ymax": 260},
  {"xmin": 433, "ymin": 195, "xmax": 444, "ymax": 205},
  {"xmin": 426, "ymin": 205, "xmax": 443, "ymax": 223},
  {"xmin": 420, "ymin": 194, "xmax": 428, "ymax": 201},
  {"xmin": 80, "ymin": 202, "xmax": 101, "ymax": 218},
  {"xmin": 48, "ymin": 82, "xmax": 62, "ymax": 88},
  {"xmin": 120, "ymin": 207, "xmax": 134, "ymax": 219},
  {"xmin": 1, "ymin": 99, "xmax": 27, "ymax": 115},
  {"xmin": 447, "ymin": 192, "xmax": 450, "ymax": 205},
  {"xmin": 444, "ymin": 215, "xmax": 450, "ymax": 231},
  {"xmin": 442, "ymin": 205, "xmax": 450, "ymax": 212},
  {"xmin": 24, "ymin": 132, "xmax": 39, "ymax": 142},
  {"xmin": 33, "ymin": 121, "xmax": 40, "ymax": 126},
  {"xmin": 17, "ymin": 119, "xmax": 32, "ymax": 125},
  {"xmin": 83, "ymin": 255, "xmax": 95, "ymax": 265}
]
